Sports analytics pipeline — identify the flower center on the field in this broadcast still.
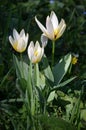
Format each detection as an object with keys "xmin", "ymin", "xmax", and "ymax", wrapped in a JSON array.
[
  {"xmin": 34, "ymin": 50, "xmax": 38, "ymax": 56},
  {"xmin": 13, "ymin": 42, "xmax": 18, "ymax": 51},
  {"xmin": 54, "ymin": 29, "xmax": 58, "ymax": 39},
  {"xmin": 13, "ymin": 41, "xmax": 25, "ymax": 53}
]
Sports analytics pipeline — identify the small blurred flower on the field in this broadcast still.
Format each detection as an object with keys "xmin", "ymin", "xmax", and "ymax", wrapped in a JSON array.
[
  {"xmin": 72, "ymin": 57, "xmax": 78, "ymax": 65},
  {"xmin": 71, "ymin": 54, "xmax": 79, "ymax": 65},
  {"xmin": 35, "ymin": 11, "xmax": 66, "ymax": 41},
  {"xmin": 9, "ymin": 29, "xmax": 29, "ymax": 53},
  {"xmin": 28, "ymin": 41, "xmax": 44, "ymax": 64}
]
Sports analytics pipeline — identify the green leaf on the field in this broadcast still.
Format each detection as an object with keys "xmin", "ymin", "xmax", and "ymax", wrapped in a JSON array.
[
  {"xmin": 13, "ymin": 54, "xmax": 29, "ymax": 81},
  {"xmin": 34, "ymin": 63, "xmax": 40, "ymax": 87},
  {"xmin": 0, "ymin": 103, "xmax": 17, "ymax": 116},
  {"xmin": 53, "ymin": 53, "xmax": 71, "ymax": 85},
  {"xmin": 13, "ymin": 54, "xmax": 21, "ymax": 76},
  {"xmin": 42, "ymin": 55, "xmax": 54, "ymax": 82},
  {"xmin": 39, "ymin": 73, "xmax": 46, "ymax": 90},
  {"xmin": 51, "ymin": 76, "xmax": 76, "ymax": 91},
  {"xmin": 47, "ymin": 91, "xmax": 55, "ymax": 102},
  {"xmin": 70, "ymin": 93, "xmax": 81, "ymax": 124},
  {"xmin": 16, "ymin": 78, "xmax": 27, "ymax": 97},
  {"xmin": 81, "ymin": 109, "xmax": 86, "ymax": 121}
]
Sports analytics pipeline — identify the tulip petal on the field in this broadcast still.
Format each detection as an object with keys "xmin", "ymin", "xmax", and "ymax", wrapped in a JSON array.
[
  {"xmin": 25, "ymin": 33, "xmax": 29, "ymax": 44},
  {"xmin": 34, "ymin": 41, "xmax": 40, "ymax": 51},
  {"xmin": 57, "ymin": 24, "xmax": 66, "ymax": 39},
  {"xmin": 20, "ymin": 29, "xmax": 29, "ymax": 44},
  {"xmin": 34, "ymin": 47, "xmax": 44, "ymax": 63},
  {"xmin": 28, "ymin": 41, "xmax": 34, "ymax": 61},
  {"xmin": 50, "ymin": 11, "xmax": 59, "ymax": 30},
  {"xmin": 46, "ymin": 16, "xmax": 54, "ymax": 40},
  {"xmin": 17, "ymin": 38, "xmax": 26, "ymax": 52},
  {"xmin": 13, "ymin": 29, "xmax": 19, "ymax": 40},
  {"xmin": 9, "ymin": 36, "xmax": 14, "ymax": 45},
  {"xmin": 20, "ymin": 29, "xmax": 25, "ymax": 37},
  {"xmin": 35, "ymin": 16, "xmax": 48, "ymax": 36},
  {"xmin": 56, "ymin": 19, "xmax": 66, "ymax": 39},
  {"xmin": 58, "ymin": 19, "xmax": 65, "ymax": 29}
]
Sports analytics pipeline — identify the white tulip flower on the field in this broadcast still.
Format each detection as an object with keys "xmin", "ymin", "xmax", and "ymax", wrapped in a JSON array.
[
  {"xmin": 35, "ymin": 11, "xmax": 66, "ymax": 41},
  {"xmin": 28, "ymin": 41, "xmax": 44, "ymax": 63},
  {"xmin": 9, "ymin": 29, "xmax": 29, "ymax": 53}
]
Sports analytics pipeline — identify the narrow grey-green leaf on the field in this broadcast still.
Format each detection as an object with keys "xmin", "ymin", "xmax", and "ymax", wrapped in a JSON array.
[{"xmin": 51, "ymin": 76, "xmax": 76, "ymax": 91}]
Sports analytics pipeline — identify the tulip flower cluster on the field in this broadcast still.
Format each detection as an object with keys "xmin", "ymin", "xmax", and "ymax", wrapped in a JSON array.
[
  {"xmin": 9, "ymin": 11, "xmax": 66, "ymax": 64},
  {"xmin": 9, "ymin": 29, "xmax": 45, "ymax": 63}
]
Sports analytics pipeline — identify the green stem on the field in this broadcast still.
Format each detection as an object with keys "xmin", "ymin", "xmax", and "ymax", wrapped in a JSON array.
[
  {"xmin": 34, "ymin": 63, "xmax": 39, "ymax": 114},
  {"xmin": 35, "ymin": 63, "xmax": 39, "ymax": 87},
  {"xmin": 51, "ymin": 40, "xmax": 55, "ymax": 68},
  {"xmin": 20, "ymin": 53, "xmax": 24, "ymax": 78},
  {"xmin": 28, "ymin": 62, "xmax": 36, "ymax": 129},
  {"xmin": 29, "ymin": 62, "xmax": 35, "ymax": 116}
]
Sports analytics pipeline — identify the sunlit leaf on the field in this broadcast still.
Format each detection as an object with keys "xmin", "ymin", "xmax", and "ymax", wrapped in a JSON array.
[
  {"xmin": 47, "ymin": 91, "xmax": 55, "ymax": 102},
  {"xmin": 51, "ymin": 76, "xmax": 76, "ymax": 91},
  {"xmin": 53, "ymin": 53, "xmax": 71, "ymax": 85}
]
